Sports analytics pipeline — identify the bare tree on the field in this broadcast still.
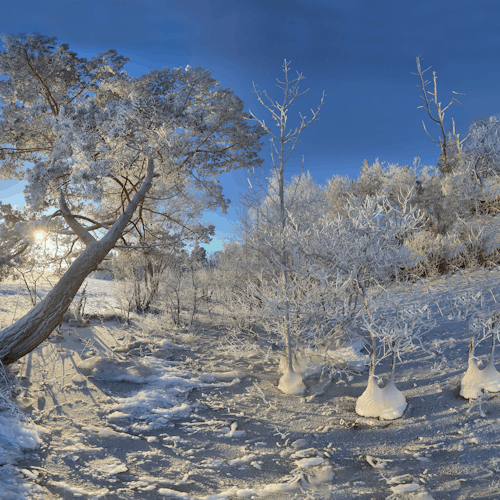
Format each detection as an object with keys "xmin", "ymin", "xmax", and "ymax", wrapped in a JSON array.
[
  {"xmin": 187, "ymin": 242, "xmax": 207, "ymax": 326},
  {"xmin": 242, "ymin": 60, "xmax": 325, "ymax": 394},
  {"xmin": 162, "ymin": 251, "xmax": 189, "ymax": 327},
  {"xmin": 413, "ymin": 56, "xmax": 469, "ymax": 174}
]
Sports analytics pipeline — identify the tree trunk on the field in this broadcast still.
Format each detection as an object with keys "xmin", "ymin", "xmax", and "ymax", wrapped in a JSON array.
[{"xmin": 0, "ymin": 159, "xmax": 156, "ymax": 364}]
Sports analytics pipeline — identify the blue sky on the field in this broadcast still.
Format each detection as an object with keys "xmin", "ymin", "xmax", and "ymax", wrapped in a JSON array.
[{"xmin": 1, "ymin": 0, "xmax": 500, "ymax": 254}]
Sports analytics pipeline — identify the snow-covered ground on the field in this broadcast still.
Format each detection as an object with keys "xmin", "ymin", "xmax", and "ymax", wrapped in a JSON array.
[{"xmin": 2, "ymin": 270, "xmax": 500, "ymax": 499}]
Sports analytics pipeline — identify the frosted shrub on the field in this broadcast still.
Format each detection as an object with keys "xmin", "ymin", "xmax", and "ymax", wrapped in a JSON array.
[
  {"xmin": 354, "ymin": 158, "xmax": 417, "ymax": 206},
  {"xmin": 210, "ymin": 241, "xmax": 267, "ymax": 339},
  {"xmin": 436, "ymin": 272, "xmax": 500, "ymax": 400},
  {"xmin": 0, "ymin": 361, "xmax": 20, "ymax": 415},
  {"xmin": 325, "ymin": 174, "xmax": 353, "ymax": 219},
  {"xmin": 247, "ymin": 191, "xmax": 426, "ymax": 396},
  {"xmin": 404, "ymin": 198, "xmax": 500, "ymax": 278},
  {"xmin": 356, "ymin": 293, "xmax": 436, "ymax": 419},
  {"xmin": 232, "ymin": 60, "xmax": 325, "ymax": 395},
  {"xmin": 326, "ymin": 156, "xmax": 500, "ymax": 279},
  {"xmin": 252, "ymin": 170, "xmax": 328, "ymax": 235},
  {"xmin": 462, "ymin": 115, "xmax": 500, "ymax": 193},
  {"xmin": 161, "ymin": 254, "xmax": 188, "ymax": 327},
  {"xmin": 111, "ymin": 248, "xmax": 173, "ymax": 313},
  {"xmin": 450, "ymin": 286, "xmax": 500, "ymax": 399},
  {"xmin": 136, "ymin": 310, "xmax": 177, "ymax": 338},
  {"xmin": 185, "ymin": 244, "xmax": 210, "ymax": 326}
]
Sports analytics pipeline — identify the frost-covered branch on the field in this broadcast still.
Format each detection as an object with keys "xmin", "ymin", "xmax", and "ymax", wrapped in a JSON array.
[
  {"xmin": 58, "ymin": 191, "xmax": 96, "ymax": 246},
  {"xmin": 413, "ymin": 56, "xmax": 468, "ymax": 173}
]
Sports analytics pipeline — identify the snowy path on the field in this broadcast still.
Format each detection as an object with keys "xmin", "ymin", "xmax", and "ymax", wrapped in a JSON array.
[{"xmin": 12, "ymin": 319, "xmax": 334, "ymax": 499}]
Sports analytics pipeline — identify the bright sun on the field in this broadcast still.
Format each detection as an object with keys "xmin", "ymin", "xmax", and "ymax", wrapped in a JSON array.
[{"xmin": 34, "ymin": 230, "xmax": 46, "ymax": 243}]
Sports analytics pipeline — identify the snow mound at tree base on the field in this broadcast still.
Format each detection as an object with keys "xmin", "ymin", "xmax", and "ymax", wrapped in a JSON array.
[
  {"xmin": 278, "ymin": 370, "xmax": 306, "ymax": 395},
  {"xmin": 460, "ymin": 357, "xmax": 500, "ymax": 399},
  {"xmin": 356, "ymin": 374, "xmax": 407, "ymax": 420}
]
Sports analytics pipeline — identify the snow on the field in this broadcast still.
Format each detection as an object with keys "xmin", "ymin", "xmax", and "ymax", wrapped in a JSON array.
[
  {"xmin": 76, "ymin": 355, "xmax": 104, "ymax": 371},
  {"xmin": 227, "ymin": 453, "xmax": 256, "ymax": 465},
  {"xmin": 0, "ymin": 414, "xmax": 46, "ymax": 500},
  {"xmin": 460, "ymin": 353, "xmax": 500, "ymax": 399},
  {"xmin": 294, "ymin": 456, "xmax": 325, "ymax": 468},
  {"xmin": 71, "ymin": 373, "xmax": 87, "ymax": 384},
  {"xmin": 2, "ymin": 272, "xmax": 500, "ymax": 498},
  {"xmin": 366, "ymin": 455, "xmax": 392, "ymax": 469},
  {"xmin": 51, "ymin": 481, "xmax": 110, "ymax": 498},
  {"xmin": 277, "ymin": 369, "xmax": 306, "ymax": 395},
  {"xmin": 219, "ymin": 421, "xmax": 246, "ymax": 437},
  {"xmin": 412, "ymin": 491, "xmax": 435, "ymax": 500},
  {"xmin": 0, "ymin": 415, "xmax": 45, "ymax": 461},
  {"xmin": 355, "ymin": 373, "xmax": 408, "ymax": 420},
  {"xmin": 390, "ymin": 482, "xmax": 421, "ymax": 494},
  {"xmin": 326, "ymin": 339, "xmax": 369, "ymax": 371}
]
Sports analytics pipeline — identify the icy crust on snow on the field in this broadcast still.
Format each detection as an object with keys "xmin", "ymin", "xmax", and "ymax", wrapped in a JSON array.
[
  {"xmin": 51, "ymin": 481, "xmax": 109, "ymax": 498},
  {"xmin": 77, "ymin": 355, "xmax": 243, "ymax": 432},
  {"xmin": 356, "ymin": 374, "xmax": 407, "ymax": 420},
  {"xmin": 460, "ymin": 356, "xmax": 500, "ymax": 399},
  {"xmin": 387, "ymin": 483, "xmax": 435, "ymax": 500},
  {"xmin": 326, "ymin": 339, "xmax": 370, "ymax": 371},
  {"xmin": 0, "ymin": 414, "xmax": 46, "ymax": 500},
  {"xmin": 158, "ymin": 466, "xmax": 334, "ymax": 499}
]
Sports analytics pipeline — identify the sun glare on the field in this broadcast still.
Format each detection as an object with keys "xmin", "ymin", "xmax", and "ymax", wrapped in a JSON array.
[{"xmin": 34, "ymin": 230, "xmax": 46, "ymax": 244}]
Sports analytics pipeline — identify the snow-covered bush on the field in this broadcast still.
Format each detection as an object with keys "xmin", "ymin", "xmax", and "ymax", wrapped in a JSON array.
[
  {"xmin": 185, "ymin": 243, "xmax": 210, "ymax": 326},
  {"xmin": 251, "ymin": 170, "xmax": 328, "ymax": 235},
  {"xmin": 325, "ymin": 156, "xmax": 500, "ymax": 279},
  {"xmin": 325, "ymin": 159, "xmax": 420, "ymax": 222},
  {"xmin": 325, "ymin": 174, "xmax": 354, "ymax": 219},
  {"xmin": 449, "ymin": 286, "xmax": 500, "ymax": 400},
  {"xmin": 243, "ymin": 191, "xmax": 425, "ymax": 396},
  {"xmin": 462, "ymin": 115, "xmax": 500, "ymax": 188},
  {"xmin": 355, "ymin": 159, "xmax": 417, "ymax": 206},
  {"xmin": 356, "ymin": 293, "xmax": 436, "ymax": 419},
  {"xmin": 209, "ymin": 240, "xmax": 268, "ymax": 340},
  {"xmin": 110, "ymin": 248, "xmax": 174, "ymax": 313},
  {"xmin": 404, "ymin": 213, "xmax": 500, "ymax": 278}
]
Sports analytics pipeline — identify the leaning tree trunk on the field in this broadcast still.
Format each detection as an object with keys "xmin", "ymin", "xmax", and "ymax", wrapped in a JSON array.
[{"xmin": 0, "ymin": 159, "xmax": 156, "ymax": 365}]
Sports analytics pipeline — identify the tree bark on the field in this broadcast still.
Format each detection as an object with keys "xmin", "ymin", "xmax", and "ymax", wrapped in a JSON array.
[{"xmin": 0, "ymin": 159, "xmax": 157, "ymax": 364}]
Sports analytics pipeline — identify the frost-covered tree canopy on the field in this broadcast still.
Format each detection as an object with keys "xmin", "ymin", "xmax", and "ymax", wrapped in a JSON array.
[
  {"xmin": 246, "ymin": 169, "xmax": 327, "ymax": 237},
  {"xmin": 0, "ymin": 33, "xmax": 266, "ymax": 364},
  {"xmin": 0, "ymin": 33, "xmax": 265, "ymax": 264},
  {"xmin": 0, "ymin": 34, "xmax": 129, "ymax": 180}
]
